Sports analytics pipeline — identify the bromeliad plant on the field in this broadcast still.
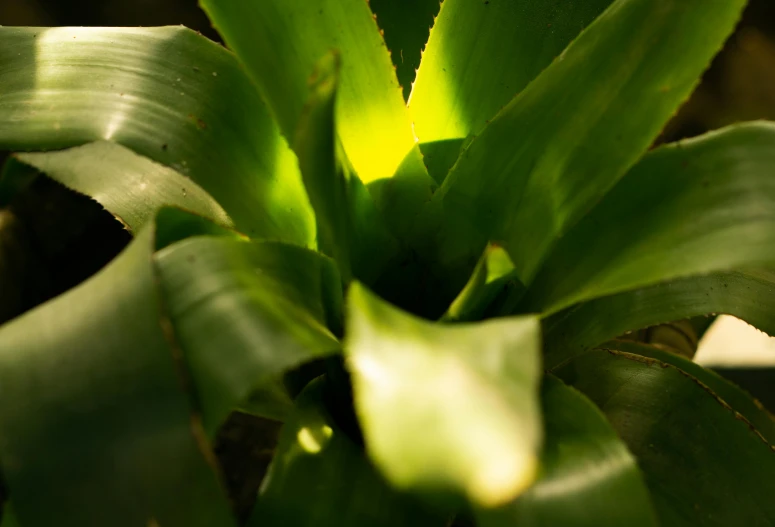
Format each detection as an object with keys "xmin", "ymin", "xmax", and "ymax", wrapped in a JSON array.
[{"xmin": 1, "ymin": 0, "xmax": 775, "ymax": 525}]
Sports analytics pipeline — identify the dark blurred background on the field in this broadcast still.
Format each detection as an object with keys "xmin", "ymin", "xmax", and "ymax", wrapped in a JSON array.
[{"xmin": 2, "ymin": 0, "xmax": 775, "ymax": 410}]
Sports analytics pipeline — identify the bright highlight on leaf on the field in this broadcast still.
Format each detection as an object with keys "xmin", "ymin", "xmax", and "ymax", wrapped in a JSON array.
[{"xmin": 345, "ymin": 283, "xmax": 542, "ymax": 508}]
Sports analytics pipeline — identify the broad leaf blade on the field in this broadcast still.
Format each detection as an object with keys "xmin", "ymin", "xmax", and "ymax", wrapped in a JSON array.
[
  {"xmin": 597, "ymin": 340, "xmax": 775, "ymax": 444},
  {"xmin": 410, "ymin": 0, "xmax": 612, "ymax": 183},
  {"xmin": 555, "ymin": 348, "xmax": 775, "ymax": 526},
  {"xmin": 248, "ymin": 377, "xmax": 445, "ymax": 527},
  {"xmin": 14, "ymin": 141, "xmax": 233, "ymax": 233},
  {"xmin": 0, "ymin": 209, "xmax": 236, "ymax": 527},
  {"xmin": 434, "ymin": 0, "xmax": 746, "ymax": 282},
  {"xmin": 477, "ymin": 376, "xmax": 658, "ymax": 527},
  {"xmin": 199, "ymin": 0, "xmax": 417, "ymax": 187},
  {"xmin": 524, "ymin": 123, "xmax": 775, "ymax": 315},
  {"xmin": 0, "ymin": 26, "xmax": 314, "ymax": 243},
  {"xmin": 345, "ymin": 283, "xmax": 542, "ymax": 508},
  {"xmin": 543, "ymin": 269, "xmax": 775, "ymax": 369},
  {"xmin": 155, "ymin": 236, "xmax": 343, "ymax": 431}
]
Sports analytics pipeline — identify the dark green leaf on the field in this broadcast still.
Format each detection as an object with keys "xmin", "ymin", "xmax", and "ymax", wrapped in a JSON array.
[
  {"xmin": 0, "ymin": 26, "xmax": 313, "ymax": 243},
  {"xmin": 0, "ymin": 209, "xmax": 236, "ymax": 527},
  {"xmin": 14, "ymin": 141, "xmax": 233, "ymax": 233},
  {"xmin": 431, "ymin": 0, "xmax": 746, "ymax": 282},
  {"xmin": 248, "ymin": 377, "xmax": 445, "ymax": 527},
  {"xmin": 345, "ymin": 283, "xmax": 542, "ymax": 508},
  {"xmin": 0, "ymin": 504, "xmax": 18, "ymax": 527},
  {"xmin": 477, "ymin": 375, "xmax": 658, "ymax": 527},
  {"xmin": 543, "ymin": 268, "xmax": 775, "ymax": 369},
  {"xmin": 596, "ymin": 340, "xmax": 775, "ymax": 444},
  {"xmin": 555, "ymin": 348, "xmax": 775, "ymax": 526},
  {"xmin": 409, "ymin": 0, "xmax": 612, "ymax": 183},
  {"xmin": 155, "ymin": 236, "xmax": 343, "ymax": 430},
  {"xmin": 369, "ymin": 0, "xmax": 440, "ymax": 100},
  {"xmin": 524, "ymin": 123, "xmax": 775, "ymax": 315}
]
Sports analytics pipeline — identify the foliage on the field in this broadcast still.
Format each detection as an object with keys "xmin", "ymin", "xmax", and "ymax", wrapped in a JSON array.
[{"xmin": 0, "ymin": 0, "xmax": 774, "ymax": 525}]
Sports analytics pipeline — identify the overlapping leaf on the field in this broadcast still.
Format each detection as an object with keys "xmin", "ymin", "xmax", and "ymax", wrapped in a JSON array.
[
  {"xmin": 248, "ymin": 377, "xmax": 444, "ymax": 527},
  {"xmin": 523, "ymin": 123, "xmax": 775, "ymax": 315},
  {"xmin": 0, "ymin": 26, "xmax": 313, "ymax": 243},
  {"xmin": 345, "ymin": 283, "xmax": 542, "ymax": 508},
  {"xmin": 555, "ymin": 348, "xmax": 775, "ymax": 525},
  {"xmin": 477, "ymin": 376, "xmax": 658, "ymax": 527},
  {"xmin": 543, "ymin": 268, "xmax": 775, "ymax": 369},
  {"xmin": 410, "ymin": 0, "xmax": 612, "ymax": 183},
  {"xmin": 12, "ymin": 141, "xmax": 233, "ymax": 232},
  {"xmin": 431, "ymin": 0, "xmax": 746, "ymax": 282}
]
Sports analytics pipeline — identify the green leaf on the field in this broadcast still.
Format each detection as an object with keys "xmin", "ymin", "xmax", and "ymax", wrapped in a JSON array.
[
  {"xmin": 369, "ymin": 0, "xmax": 440, "ymax": 100},
  {"xmin": 0, "ymin": 26, "xmax": 314, "ymax": 243},
  {"xmin": 344, "ymin": 282, "xmax": 542, "ymax": 508},
  {"xmin": 432, "ymin": 0, "xmax": 746, "ymax": 282},
  {"xmin": 554, "ymin": 348, "xmax": 775, "ymax": 526},
  {"xmin": 409, "ymin": 0, "xmax": 612, "ymax": 183},
  {"xmin": 199, "ymin": 0, "xmax": 418, "ymax": 187},
  {"xmin": 199, "ymin": 0, "xmax": 436, "ymax": 241},
  {"xmin": 0, "ymin": 209, "xmax": 236, "ymax": 527},
  {"xmin": 477, "ymin": 375, "xmax": 658, "ymax": 527},
  {"xmin": 523, "ymin": 123, "xmax": 775, "ymax": 315},
  {"xmin": 155, "ymin": 236, "xmax": 343, "ymax": 431},
  {"xmin": 596, "ymin": 340, "xmax": 775, "ymax": 444},
  {"xmin": 13, "ymin": 141, "xmax": 233, "ymax": 233},
  {"xmin": 543, "ymin": 269, "xmax": 775, "ymax": 369},
  {"xmin": 440, "ymin": 244, "xmax": 523, "ymax": 323},
  {"xmin": 248, "ymin": 377, "xmax": 445, "ymax": 527}
]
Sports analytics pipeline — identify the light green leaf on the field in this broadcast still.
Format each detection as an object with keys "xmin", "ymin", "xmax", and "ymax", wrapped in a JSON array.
[
  {"xmin": 199, "ymin": 0, "xmax": 436, "ymax": 241},
  {"xmin": 369, "ymin": 0, "xmax": 440, "ymax": 100},
  {"xmin": 248, "ymin": 377, "xmax": 445, "ymax": 527},
  {"xmin": 432, "ymin": 0, "xmax": 746, "ymax": 282},
  {"xmin": 200, "ymin": 0, "xmax": 418, "ymax": 187},
  {"xmin": 410, "ymin": 0, "xmax": 612, "ymax": 183},
  {"xmin": 477, "ymin": 375, "xmax": 658, "ymax": 527},
  {"xmin": 0, "ymin": 504, "xmax": 18, "ymax": 527},
  {"xmin": 155, "ymin": 236, "xmax": 343, "ymax": 432},
  {"xmin": 345, "ymin": 282, "xmax": 542, "ymax": 508},
  {"xmin": 14, "ymin": 141, "xmax": 233, "ymax": 233},
  {"xmin": 0, "ymin": 26, "xmax": 313, "ymax": 243},
  {"xmin": 441, "ymin": 244, "xmax": 523, "ymax": 323},
  {"xmin": 596, "ymin": 340, "xmax": 775, "ymax": 444},
  {"xmin": 0, "ymin": 209, "xmax": 236, "ymax": 527},
  {"xmin": 555, "ymin": 348, "xmax": 775, "ymax": 526},
  {"xmin": 523, "ymin": 123, "xmax": 775, "ymax": 315},
  {"xmin": 543, "ymin": 269, "xmax": 775, "ymax": 369}
]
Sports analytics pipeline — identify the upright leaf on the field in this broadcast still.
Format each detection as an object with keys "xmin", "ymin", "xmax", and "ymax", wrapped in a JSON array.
[
  {"xmin": 0, "ymin": 26, "xmax": 313, "ymax": 243},
  {"xmin": 477, "ymin": 376, "xmax": 658, "ymax": 527},
  {"xmin": 523, "ymin": 123, "xmax": 775, "ymax": 315},
  {"xmin": 410, "ymin": 0, "xmax": 612, "ymax": 183},
  {"xmin": 249, "ymin": 377, "xmax": 444, "ymax": 527},
  {"xmin": 345, "ymin": 283, "xmax": 542, "ymax": 509},
  {"xmin": 13, "ymin": 141, "xmax": 233, "ymax": 233},
  {"xmin": 200, "ymin": 0, "xmax": 436, "ymax": 240},
  {"xmin": 0, "ymin": 210, "xmax": 235, "ymax": 527},
  {"xmin": 555, "ymin": 348, "xmax": 775, "ymax": 526},
  {"xmin": 433, "ymin": 0, "xmax": 746, "ymax": 282}
]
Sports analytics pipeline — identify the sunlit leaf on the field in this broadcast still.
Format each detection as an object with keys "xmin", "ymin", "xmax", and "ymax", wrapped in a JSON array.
[
  {"xmin": 345, "ymin": 283, "xmax": 542, "ymax": 508},
  {"xmin": 0, "ymin": 26, "xmax": 313, "ymax": 243}
]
